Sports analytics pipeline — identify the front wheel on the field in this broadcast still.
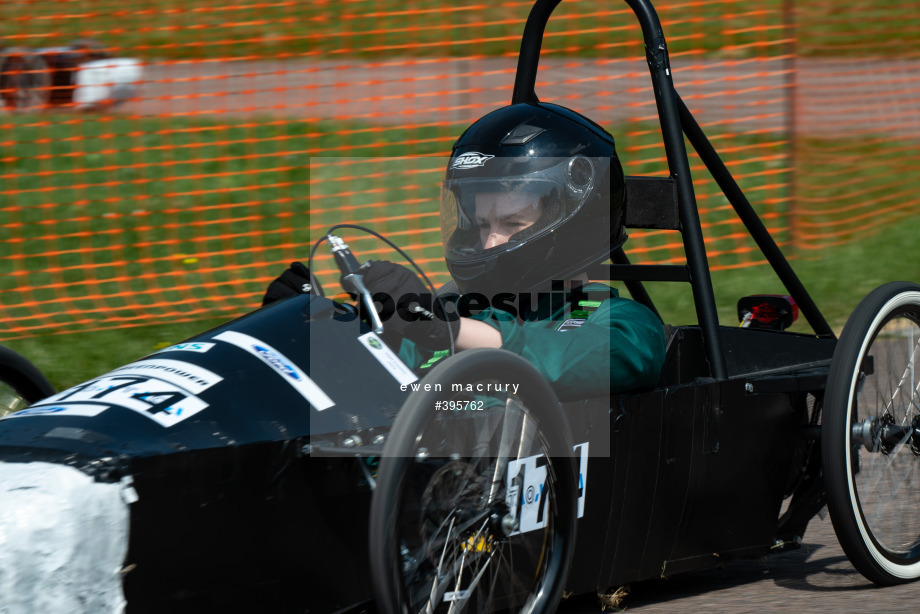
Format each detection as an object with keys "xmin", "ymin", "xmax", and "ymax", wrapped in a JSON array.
[
  {"xmin": 823, "ymin": 281, "xmax": 920, "ymax": 584},
  {"xmin": 369, "ymin": 349, "xmax": 577, "ymax": 614},
  {"xmin": 0, "ymin": 345, "xmax": 55, "ymax": 417}
]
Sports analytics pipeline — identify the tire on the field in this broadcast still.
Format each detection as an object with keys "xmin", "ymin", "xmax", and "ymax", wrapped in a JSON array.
[
  {"xmin": 823, "ymin": 281, "xmax": 920, "ymax": 584},
  {"xmin": 0, "ymin": 48, "xmax": 51, "ymax": 111},
  {"xmin": 369, "ymin": 349, "xmax": 578, "ymax": 614},
  {"xmin": 0, "ymin": 345, "xmax": 55, "ymax": 417},
  {"xmin": 68, "ymin": 39, "xmax": 111, "ymax": 62}
]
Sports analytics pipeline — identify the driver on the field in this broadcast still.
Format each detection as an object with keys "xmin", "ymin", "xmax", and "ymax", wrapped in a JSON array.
[{"xmin": 264, "ymin": 102, "xmax": 665, "ymax": 401}]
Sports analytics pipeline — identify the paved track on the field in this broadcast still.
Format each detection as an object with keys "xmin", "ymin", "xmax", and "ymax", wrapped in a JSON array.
[
  {"xmin": 122, "ymin": 57, "xmax": 920, "ymax": 137},
  {"xmin": 558, "ymin": 513, "xmax": 919, "ymax": 613}
]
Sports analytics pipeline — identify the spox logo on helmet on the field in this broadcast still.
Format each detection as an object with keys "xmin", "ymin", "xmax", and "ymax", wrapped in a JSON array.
[{"xmin": 450, "ymin": 152, "xmax": 494, "ymax": 169}]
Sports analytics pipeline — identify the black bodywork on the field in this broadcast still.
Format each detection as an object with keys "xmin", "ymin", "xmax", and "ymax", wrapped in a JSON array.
[
  {"xmin": 0, "ymin": 0, "xmax": 841, "ymax": 611},
  {"xmin": 0, "ymin": 301, "xmax": 836, "ymax": 611},
  {"xmin": 0, "ymin": 297, "xmax": 404, "ymax": 610}
]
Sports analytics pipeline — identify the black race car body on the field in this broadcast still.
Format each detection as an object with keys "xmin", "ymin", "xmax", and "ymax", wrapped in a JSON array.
[
  {"xmin": 0, "ymin": 295, "xmax": 401, "ymax": 610},
  {"xmin": 0, "ymin": 291, "xmax": 837, "ymax": 611}
]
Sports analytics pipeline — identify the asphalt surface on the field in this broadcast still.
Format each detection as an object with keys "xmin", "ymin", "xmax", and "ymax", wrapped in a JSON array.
[
  {"xmin": 557, "ymin": 512, "xmax": 919, "ymax": 613},
  {"xmin": 123, "ymin": 57, "xmax": 920, "ymax": 137}
]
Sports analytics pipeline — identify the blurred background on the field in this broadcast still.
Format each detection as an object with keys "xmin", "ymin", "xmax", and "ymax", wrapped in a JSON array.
[{"xmin": 1, "ymin": 0, "xmax": 918, "ymax": 389}]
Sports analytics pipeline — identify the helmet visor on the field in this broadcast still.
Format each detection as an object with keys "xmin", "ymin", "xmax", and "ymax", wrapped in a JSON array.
[{"xmin": 441, "ymin": 156, "xmax": 605, "ymax": 262}]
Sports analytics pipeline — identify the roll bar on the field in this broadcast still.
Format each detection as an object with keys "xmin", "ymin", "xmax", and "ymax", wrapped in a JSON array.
[{"xmin": 511, "ymin": 0, "xmax": 835, "ymax": 381}]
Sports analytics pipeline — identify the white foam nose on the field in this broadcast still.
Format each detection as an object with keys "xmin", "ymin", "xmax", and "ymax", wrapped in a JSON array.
[
  {"xmin": 0, "ymin": 461, "xmax": 131, "ymax": 613},
  {"xmin": 73, "ymin": 57, "xmax": 144, "ymax": 108}
]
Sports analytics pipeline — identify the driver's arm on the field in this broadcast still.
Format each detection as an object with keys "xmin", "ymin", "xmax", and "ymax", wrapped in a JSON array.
[
  {"xmin": 455, "ymin": 318, "xmax": 502, "ymax": 350},
  {"xmin": 468, "ymin": 295, "xmax": 665, "ymax": 401},
  {"xmin": 398, "ymin": 291, "xmax": 665, "ymax": 401}
]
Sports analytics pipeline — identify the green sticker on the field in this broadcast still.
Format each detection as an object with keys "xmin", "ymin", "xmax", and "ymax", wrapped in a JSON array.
[{"xmin": 420, "ymin": 349, "xmax": 450, "ymax": 370}]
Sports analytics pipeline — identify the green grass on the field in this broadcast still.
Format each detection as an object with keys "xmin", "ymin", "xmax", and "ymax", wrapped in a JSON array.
[
  {"xmin": 4, "ymin": 317, "xmax": 230, "ymax": 392},
  {"xmin": 1, "ymin": 113, "xmax": 918, "ymax": 391},
  {"xmin": 0, "ymin": 113, "xmax": 462, "ymax": 336},
  {"xmin": 0, "ymin": 115, "xmax": 789, "ymax": 331},
  {"xmin": 0, "ymin": 0, "xmax": 790, "ymax": 60},
  {"xmin": 5, "ymin": 215, "xmax": 918, "ymax": 393},
  {"xmin": 624, "ymin": 215, "xmax": 920, "ymax": 333},
  {"xmin": 798, "ymin": 0, "xmax": 920, "ymax": 57},
  {"xmin": 3, "ymin": 0, "xmax": 915, "ymax": 60}
]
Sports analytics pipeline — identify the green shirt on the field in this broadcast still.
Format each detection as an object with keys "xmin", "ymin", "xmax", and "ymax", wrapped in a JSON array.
[{"xmin": 398, "ymin": 283, "xmax": 666, "ymax": 401}]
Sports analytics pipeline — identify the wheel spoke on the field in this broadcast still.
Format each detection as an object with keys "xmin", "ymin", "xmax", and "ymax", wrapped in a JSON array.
[
  {"xmin": 0, "ymin": 382, "xmax": 29, "ymax": 417},
  {"xmin": 857, "ymin": 323, "xmax": 920, "ymax": 551},
  {"xmin": 370, "ymin": 349, "xmax": 575, "ymax": 612},
  {"xmin": 433, "ymin": 515, "xmax": 457, "ymax": 586},
  {"xmin": 488, "ymin": 400, "xmax": 522, "ymax": 506},
  {"xmin": 440, "ymin": 518, "xmax": 490, "ymax": 614},
  {"xmin": 880, "ymin": 335, "xmax": 920, "ymax": 419}
]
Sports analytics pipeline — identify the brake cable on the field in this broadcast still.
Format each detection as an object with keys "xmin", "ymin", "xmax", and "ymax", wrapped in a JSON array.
[{"xmin": 307, "ymin": 223, "xmax": 457, "ymax": 357}]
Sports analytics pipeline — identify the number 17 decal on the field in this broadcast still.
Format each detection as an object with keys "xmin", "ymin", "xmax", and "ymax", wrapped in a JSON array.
[{"xmin": 505, "ymin": 442, "xmax": 588, "ymax": 535}]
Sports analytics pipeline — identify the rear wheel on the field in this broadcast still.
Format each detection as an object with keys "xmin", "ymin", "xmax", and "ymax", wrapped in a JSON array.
[
  {"xmin": 0, "ymin": 49, "xmax": 51, "ymax": 111},
  {"xmin": 823, "ymin": 281, "xmax": 920, "ymax": 584},
  {"xmin": 369, "ymin": 349, "xmax": 577, "ymax": 614}
]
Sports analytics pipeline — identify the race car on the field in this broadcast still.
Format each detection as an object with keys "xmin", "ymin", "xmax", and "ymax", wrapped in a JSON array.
[
  {"xmin": 0, "ymin": 39, "xmax": 142, "ymax": 112},
  {"xmin": 0, "ymin": 0, "xmax": 918, "ymax": 612}
]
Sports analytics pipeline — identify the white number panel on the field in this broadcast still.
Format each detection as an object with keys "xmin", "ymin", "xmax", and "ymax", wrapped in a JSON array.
[
  {"xmin": 505, "ymin": 442, "xmax": 589, "ymax": 535},
  {"xmin": 34, "ymin": 375, "xmax": 208, "ymax": 428}
]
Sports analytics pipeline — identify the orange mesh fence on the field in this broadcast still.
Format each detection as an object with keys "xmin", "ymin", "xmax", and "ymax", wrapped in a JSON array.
[
  {"xmin": 792, "ymin": 1, "xmax": 920, "ymax": 249},
  {"xmin": 0, "ymin": 0, "xmax": 914, "ymax": 340}
]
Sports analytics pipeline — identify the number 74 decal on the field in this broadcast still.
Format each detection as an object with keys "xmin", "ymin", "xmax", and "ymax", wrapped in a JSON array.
[
  {"xmin": 26, "ymin": 358, "xmax": 223, "ymax": 427},
  {"xmin": 505, "ymin": 442, "xmax": 588, "ymax": 535},
  {"xmin": 33, "ymin": 374, "xmax": 209, "ymax": 428}
]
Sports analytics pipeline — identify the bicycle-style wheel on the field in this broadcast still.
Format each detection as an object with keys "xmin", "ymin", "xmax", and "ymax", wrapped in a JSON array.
[
  {"xmin": 0, "ymin": 49, "xmax": 51, "ymax": 111},
  {"xmin": 823, "ymin": 281, "xmax": 920, "ymax": 584},
  {"xmin": 0, "ymin": 345, "xmax": 54, "ymax": 418},
  {"xmin": 369, "ymin": 349, "xmax": 577, "ymax": 614}
]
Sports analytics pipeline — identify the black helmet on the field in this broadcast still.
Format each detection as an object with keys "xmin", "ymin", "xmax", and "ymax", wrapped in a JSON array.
[{"xmin": 441, "ymin": 102, "xmax": 626, "ymax": 297}]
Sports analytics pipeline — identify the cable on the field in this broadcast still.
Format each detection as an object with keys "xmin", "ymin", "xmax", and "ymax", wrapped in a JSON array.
[{"xmin": 322, "ymin": 223, "xmax": 457, "ymax": 357}]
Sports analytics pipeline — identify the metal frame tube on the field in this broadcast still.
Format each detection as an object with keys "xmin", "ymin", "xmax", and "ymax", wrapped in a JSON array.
[
  {"xmin": 677, "ymin": 97, "xmax": 835, "ymax": 339},
  {"xmin": 511, "ymin": 0, "xmax": 562, "ymax": 104},
  {"xmin": 508, "ymin": 0, "xmax": 833, "ymax": 378},
  {"xmin": 622, "ymin": 0, "xmax": 726, "ymax": 379}
]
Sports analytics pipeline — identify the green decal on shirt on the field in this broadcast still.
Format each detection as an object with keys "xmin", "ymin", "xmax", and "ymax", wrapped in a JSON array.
[{"xmin": 420, "ymin": 349, "xmax": 450, "ymax": 369}]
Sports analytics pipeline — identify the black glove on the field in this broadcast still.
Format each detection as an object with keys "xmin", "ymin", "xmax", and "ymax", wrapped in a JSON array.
[
  {"xmin": 356, "ymin": 260, "xmax": 458, "ymax": 350},
  {"xmin": 262, "ymin": 261, "xmax": 312, "ymax": 306}
]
